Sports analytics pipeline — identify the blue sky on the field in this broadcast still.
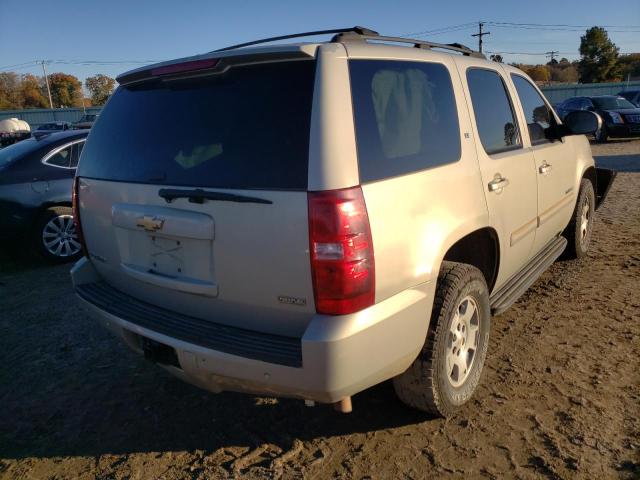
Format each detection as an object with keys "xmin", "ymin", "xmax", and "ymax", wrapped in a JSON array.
[{"xmin": 1, "ymin": 0, "xmax": 639, "ymax": 86}]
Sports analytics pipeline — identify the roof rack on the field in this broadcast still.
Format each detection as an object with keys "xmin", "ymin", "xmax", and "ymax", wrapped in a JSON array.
[{"xmin": 213, "ymin": 26, "xmax": 485, "ymax": 58}]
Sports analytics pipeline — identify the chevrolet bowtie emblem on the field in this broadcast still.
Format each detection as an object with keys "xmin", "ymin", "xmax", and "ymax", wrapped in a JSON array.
[{"xmin": 136, "ymin": 215, "xmax": 165, "ymax": 232}]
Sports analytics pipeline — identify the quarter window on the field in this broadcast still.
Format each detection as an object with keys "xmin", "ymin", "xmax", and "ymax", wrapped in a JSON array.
[
  {"xmin": 349, "ymin": 60, "xmax": 461, "ymax": 182},
  {"xmin": 511, "ymin": 74, "xmax": 553, "ymax": 145},
  {"xmin": 45, "ymin": 145, "xmax": 73, "ymax": 167},
  {"xmin": 467, "ymin": 69, "xmax": 521, "ymax": 155},
  {"xmin": 70, "ymin": 141, "xmax": 84, "ymax": 168}
]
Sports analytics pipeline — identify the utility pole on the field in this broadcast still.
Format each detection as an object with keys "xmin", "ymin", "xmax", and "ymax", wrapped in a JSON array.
[
  {"xmin": 40, "ymin": 61, "xmax": 54, "ymax": 109},
  {"xmin": 472, "ymin": 22, "xmax": 490, "ymax": 53},
  {"xmin": 545, "ymin": 50, "xmax": 559, "ymax": 63}
]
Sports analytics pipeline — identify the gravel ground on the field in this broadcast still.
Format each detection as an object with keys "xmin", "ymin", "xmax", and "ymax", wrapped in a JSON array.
[{"xmin": 0, "ymin": 139, "xmax": 639, "ymax": 479}]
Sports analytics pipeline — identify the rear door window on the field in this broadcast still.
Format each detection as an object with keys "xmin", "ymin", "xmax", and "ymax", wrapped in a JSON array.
[
  {"xmin": 349, "ymin": 60, "xmax": 461, "ymax": 183},
  {"xmin": 511, "ymin": 74, "xmax": 553, "ymax": 145},
  {"xmin": 78, "ymin": 60, "xmax": 316, "ymax": 190},
  {"xmin": 466, "ymin": 68, "xmax": 522, "ymax": 155}
]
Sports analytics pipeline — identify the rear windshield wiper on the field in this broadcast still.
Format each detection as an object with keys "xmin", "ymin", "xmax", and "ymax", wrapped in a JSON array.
[{"xmin": 158, "ymin": 188, "xmax": 272, "ymax": 205}]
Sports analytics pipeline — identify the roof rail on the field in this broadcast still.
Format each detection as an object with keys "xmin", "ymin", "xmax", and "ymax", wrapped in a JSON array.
[
  {"xmin": 332, "ymin": 31, "xmax": 485, "ymax": 58},
  {"xmin": 213, "ymin": 26, "xmax": 379, "ymax": 52},
  {"xmin": 212, "ymin": 26, "xmax": 485, "ymax": 58}
]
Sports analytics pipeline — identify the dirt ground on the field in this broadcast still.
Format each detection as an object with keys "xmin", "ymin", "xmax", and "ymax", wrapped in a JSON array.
[{"xmin": 1, "ymin": 139, "xmax": 639, "ymax": 480}]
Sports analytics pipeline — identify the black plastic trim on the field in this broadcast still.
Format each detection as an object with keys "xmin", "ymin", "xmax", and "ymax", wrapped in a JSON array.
[
  {"xmin": 490, "ymin": 236, "xmax": 567, "ymax": 315},
  {"xmin": 76, "ymin": 282, "xmax": 303, "ymax": 368}
]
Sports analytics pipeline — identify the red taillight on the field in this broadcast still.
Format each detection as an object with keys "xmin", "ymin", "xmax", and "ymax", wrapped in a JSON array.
[
  {"xmin": 308, "ymin": 186, "xmax": 375, "ymax": 315},
  {"xmin": 72, "ymin": 176, "xmax": 88, "ymax": 257},
  {"xmin": 151, "ymin": 58, "xmax": 219, "ymax": 76}
]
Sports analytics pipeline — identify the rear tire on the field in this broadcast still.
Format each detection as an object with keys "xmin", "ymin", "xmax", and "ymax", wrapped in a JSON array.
[
  {"xmin": 562, "ymin": 178, "xmax": 595, "ymax": 260},
  {"xmin": 393, "ymin": 262, "xmax": 490, "ymax": 417},
  {"xmin": 33, "ymin": 206, "xmax": 83, "ymax": 264}
]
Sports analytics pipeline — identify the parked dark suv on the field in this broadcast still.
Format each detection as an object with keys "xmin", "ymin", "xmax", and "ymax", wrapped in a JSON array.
[
  {"xmin": 556, "ymin": 95, "xmax": 640, "ymax": 142},
  {"xmin": 0, "ymin": 130, "xmax": 89, "ymax": 262}
]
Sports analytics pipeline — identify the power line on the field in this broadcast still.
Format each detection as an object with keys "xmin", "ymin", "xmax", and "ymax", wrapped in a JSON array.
[
  {"xmin": 546, "ymin": 50, "xmax": 559, "ymax": 62},
  {"xmin": 487, "ymin": 23, "xmax": 640, "ymax": 33},
  {"xmin": 401, "ymin": 22, "xmax": 477, "ymax": 38},
  {"xmin": 0, "ymin": 59, "xmax": 164, "ymax": 71},
  {"xmin": 471, "ymin": 22, "xmax": 490, "ymax": 53},
  {"xmin": 488, "ymin": 21, "xmax": 640, "ymax": 29}
]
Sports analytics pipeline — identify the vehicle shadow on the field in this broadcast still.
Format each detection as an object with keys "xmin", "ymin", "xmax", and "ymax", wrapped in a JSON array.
[
  {"xmin": 594, "ymin": 154, "xmax": 640, "ymax": 172},
  {"xmin": 1, "ymin": 251, "xmax": 438, "ymax": 462},
  {"xmin": 1, "ymin": 365, "xmax": 434, "ymax": 461},
  {"xmin": 0, "ymin": 239, "xmax": 69, "ymax": 275}
]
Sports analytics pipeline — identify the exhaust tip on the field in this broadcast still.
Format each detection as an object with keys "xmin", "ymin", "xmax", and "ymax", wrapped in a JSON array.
[{"xmin": 333, "ymin": 397, "xmax": 352, "ymax": 414}]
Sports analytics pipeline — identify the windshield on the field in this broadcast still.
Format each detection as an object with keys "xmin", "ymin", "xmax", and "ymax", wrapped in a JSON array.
[
  {"xmin": 78, "ymin": 60, "xmax": 316, "ymax": 190},
  {"xmin": 592, "ymin": 97, "xmax": 636, "ymax": 110}
]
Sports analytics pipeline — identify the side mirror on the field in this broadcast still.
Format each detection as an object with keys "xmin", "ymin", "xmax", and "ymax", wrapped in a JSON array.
[{"xmin": 563, "ymin": 110, "xmax": 601, "ymax": 135}]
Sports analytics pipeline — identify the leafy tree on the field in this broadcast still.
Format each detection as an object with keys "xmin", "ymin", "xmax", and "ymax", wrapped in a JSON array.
[
  {"xmin": 0, "ymin": 72, "xmax": 22, "ymax": 109},
  {"xmin": 525, "ymin": 65, "xmax": 550, "ymax": 82},
  {"xmin": 490, "ymin": 54, "xmax": 503, "ymax": 63},
  {"xmin": 554, "ymin": 65, "xmax": 579, "ymax": 83},
  {"xmin": 85, "ymin": 74, "xmax": 115, "ymax": 106},
  {"xmin": 578, "ymin": 27, "xmax": 619, "ymax": 83},
  {"xmin": 20, "ymin": 74, "xmax": 48, "ymax": 108},
  {"xmin": 617, "ymin": 53, "xmax": 640, "ymax": 80},
  {"xmin": 47, "ymin": 72, "xmax": 83, "ymax": 108}
]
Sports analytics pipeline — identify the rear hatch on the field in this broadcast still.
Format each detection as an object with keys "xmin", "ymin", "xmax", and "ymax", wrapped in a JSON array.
[{"xmin": 76, "ymin": 56, "xmax": 317, "ymax": 337}]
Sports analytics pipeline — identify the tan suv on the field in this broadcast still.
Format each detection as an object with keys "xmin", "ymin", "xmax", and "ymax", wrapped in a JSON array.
[{"xmin": 71, "ymin": 27, "xmax": 615, "ymax": 416}]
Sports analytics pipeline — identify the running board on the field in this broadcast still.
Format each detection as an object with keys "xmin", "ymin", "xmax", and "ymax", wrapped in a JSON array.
[{"xmin": 490, "ymin": 236, "xmax": 567, "ymax": 315}]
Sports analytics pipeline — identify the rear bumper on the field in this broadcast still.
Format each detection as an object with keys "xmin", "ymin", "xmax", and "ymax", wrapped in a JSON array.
[{"xmin": 71, "ymin": 257, "xmax": 434, "ymax": 403}]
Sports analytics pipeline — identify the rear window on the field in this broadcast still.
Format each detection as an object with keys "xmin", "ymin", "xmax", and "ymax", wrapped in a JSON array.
[
  {"xmin": 349, "ymin": 60, "xmax": 461, "ymax": 183},
  {"xmin": 78, "ymin": 60, "xmax": 316, "ymax": 190},
  {"xmin": 0, "ymin": 137, "xmax": 39, "ymax": 168}
]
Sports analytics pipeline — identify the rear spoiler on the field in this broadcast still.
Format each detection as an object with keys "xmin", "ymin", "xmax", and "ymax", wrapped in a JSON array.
[
  {"xmin": 116, "ymin": 46, "xmax": 316, "ymax": 86},
  {"xmin": 595, "ymin": 168, "xmax": 617, "ymax": 210}
]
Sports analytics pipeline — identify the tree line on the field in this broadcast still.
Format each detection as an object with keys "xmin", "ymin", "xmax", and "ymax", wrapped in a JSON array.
[
  {"xmin": 0, "ymin": 72, "xmax": 115, "ymax": 110},
  {"xmin": 497, "ymin": 27, "xmax": 640, "ymax": 84}
]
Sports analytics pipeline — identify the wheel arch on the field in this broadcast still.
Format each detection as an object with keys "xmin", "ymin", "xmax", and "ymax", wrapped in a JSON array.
[{"xmin": 441, "ymin": 227, "xmax": 500, "ymax": 293}]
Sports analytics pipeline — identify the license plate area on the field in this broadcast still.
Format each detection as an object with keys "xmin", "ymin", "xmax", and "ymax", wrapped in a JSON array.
[
  {"xmin": 140, "ymin": 336, "xmax": 181, "ymax": 369},
  {"xmin": 112, "ymin": 204, "xmax": 217, "ymax": 296}
]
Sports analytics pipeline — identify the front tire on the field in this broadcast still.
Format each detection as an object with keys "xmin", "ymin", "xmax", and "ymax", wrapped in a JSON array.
[
  {"xmin": 562, "ymin": 178, "xmax": 595, "ymax": 260},
  {"xmin": 33, "ymin": 206, "xmax": 83, "ymax": 263},
  {"xmin": 595, "ymin": 125, "xmax": 608, "ymax": 143},
  {"xmin": 393, "ymin": 262, "xmax": 491, "ymax": 417}
]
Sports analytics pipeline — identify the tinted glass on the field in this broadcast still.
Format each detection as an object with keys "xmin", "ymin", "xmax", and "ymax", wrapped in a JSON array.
[
  {"xmin": 78, "ymin": 61, "xmax": 316, "ymax": 190},
  {"xmin": 70, "ymin": 141, "xmax": 84, "ymax": 168},
  {"xmin": 46, "ymin": 145, "xmax": 72, "ymax": 167},
  {"xmin": 467, "ymin": 69, "xmax": 521, "ymax": 155},
  {"xmin": 592, "ymin": 97, "xmax": 635, "ymax": 110},
  {"xmin": 511, "ymin": 74, "xmax": 552, "ymax": 144},
  {"xmin": 349, "ymin": 60, "xmax": 461, "ymax": 182},
  {"xmin": 618, "ymin": 91, "xmax": 638, "ymax": 104}
]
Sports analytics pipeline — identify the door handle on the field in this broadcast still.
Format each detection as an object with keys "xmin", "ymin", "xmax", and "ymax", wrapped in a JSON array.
[
  {"xmin": 488, "ymin": 174, "xmax": 509, "ymax": 194},
  {"xmin": 539, "ymin": 162, "xmax": 553, "ymax": 175}
]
